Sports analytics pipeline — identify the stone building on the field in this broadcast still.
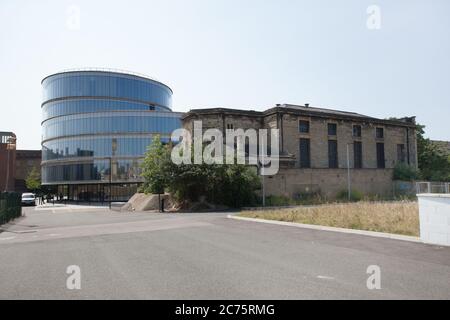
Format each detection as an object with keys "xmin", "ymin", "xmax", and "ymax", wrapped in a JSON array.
[{"xmin": 182, "ymin": 104, "xmax": 418, "ymax": 198}]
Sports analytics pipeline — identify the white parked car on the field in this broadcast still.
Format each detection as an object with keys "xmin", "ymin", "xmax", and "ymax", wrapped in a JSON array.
[{"xmin": 21, "ymin": 193, "xmax": 36, "ymax": 206}]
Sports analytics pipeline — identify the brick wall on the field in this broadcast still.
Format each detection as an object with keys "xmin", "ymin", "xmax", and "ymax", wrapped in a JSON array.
[
  {"xmin": 14, "ymin": 150, "xmax": 42, "ymax": 193},
  {"xmin": 0, "ymin": 144, "xmax": 16, "ymax": 192}
]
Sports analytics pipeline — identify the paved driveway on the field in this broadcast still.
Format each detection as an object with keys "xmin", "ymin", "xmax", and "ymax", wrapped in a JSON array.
[{"xmin": 0, "ymin": 206, "xmax": 449, "ymax": 299}]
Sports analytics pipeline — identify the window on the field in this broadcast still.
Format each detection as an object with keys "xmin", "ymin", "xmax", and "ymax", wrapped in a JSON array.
[
  {"xmin": 328, "ymin": 123, "xmax": 337, "ymax": 136},
  {"xmin": 299, "ymin": 120, "xmax": 310, "ymax": 133},
  {"xmin": 299, "ymin": 138, "xmax": 311, "ymax": 168},
  {"xmin": 328, "ymin": 140, "xmax": 338, "ymax": 168},
  {"xmin": 354, "ymin": 141, "xmax": 363, "ymax": 168},
  {"xmin": 397, "ymin": 144, "xmax": 406, "ymax": 163},
  {"xmin": 376, "ymin": 143, "xmax": 385, "ymax": 168},
  {"xmin": 376, "ymin": 127, "xmax": 384, "ymax": 139},
  {"xmin": 353, "ymin": 125, "xmax": 362, "ymax": 137},
  {"xmin": 226, "ymin": 123, "xmax": 234, "ymax": 130}
]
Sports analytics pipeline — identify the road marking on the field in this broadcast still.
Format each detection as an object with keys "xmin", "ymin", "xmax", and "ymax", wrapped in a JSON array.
[
  {"xmin": 49, "ymin": 233, "xmax": 62, "ymax": 237},
  {"xmin": 317, "ymin": 275, "xmax": 335, "ymax": 280},
  {"xmin": 0, "ymin": 237, "xmax": 16, "ymax": 241}
]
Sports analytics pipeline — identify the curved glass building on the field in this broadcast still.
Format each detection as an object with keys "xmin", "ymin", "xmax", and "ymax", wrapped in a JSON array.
[{"xmin": 41, "ymin": 70, "xmax": 182, "ymax": 201}]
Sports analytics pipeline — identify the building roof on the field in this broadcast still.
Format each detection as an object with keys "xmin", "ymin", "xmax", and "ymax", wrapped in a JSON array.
[
  {"xmin": 275, "ymin": 104, "xmax": 373, "ymax": 119},
  {"xmin": 182, "ymin": 107, "xmax": 263, "ymax": 119},
  {"xmin": 41, "ymin": 68, "xmax": 173, "ymax": 94},
  {"xmin": 183, "ymin": 104, "xmax": 416, "ymax": 128}
]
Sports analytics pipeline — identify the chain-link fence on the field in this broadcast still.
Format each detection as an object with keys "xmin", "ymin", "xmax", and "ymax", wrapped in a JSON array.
[{"xmin": 0, "ymin": 192, "xmax": 22, "ymax": 225}]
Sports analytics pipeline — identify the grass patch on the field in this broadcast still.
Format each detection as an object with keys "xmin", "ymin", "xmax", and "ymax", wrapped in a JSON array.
[{"xmin": 239, "ymin": 201, "xmax": 419, "ymax": 236}]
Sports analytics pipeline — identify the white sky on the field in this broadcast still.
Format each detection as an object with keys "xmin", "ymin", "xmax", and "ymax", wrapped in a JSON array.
[{"xmin": 0, "ymin": 0, "xmax": 449, "ymax": 149}]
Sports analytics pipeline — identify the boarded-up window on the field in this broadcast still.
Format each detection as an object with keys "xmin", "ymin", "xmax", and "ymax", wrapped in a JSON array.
[
  {"xmin": 299, "ymin": 138, "xmax": 311, "ymax": 168},
  {"xmin": 376, "ymin": 127, "xmax": 384, "ymax": 139},
  {"xmin": 397, "ymin": 144, "xmax": 406, "ymax": 163},
  {"xmin": 328, "ymin": 140, "xmax": 338, "ymax": 168},
  {"xmin": 299, "ymin": 120, "xmax": 310, "ymax": 133},
  {"xmin": 353, "ymin": 125, "xmax": 362, "ymax": 137},
  {"xmin": 328, "ymin": 123, "xmax": 337, "ymax": 136}
]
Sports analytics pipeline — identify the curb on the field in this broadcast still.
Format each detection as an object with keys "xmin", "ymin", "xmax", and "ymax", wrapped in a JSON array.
[{"xmin": 227, "ymin": 215, "xmax": 422, "ymax": 243}]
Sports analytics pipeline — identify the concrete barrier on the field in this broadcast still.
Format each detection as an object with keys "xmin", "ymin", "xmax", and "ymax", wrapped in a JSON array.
[{"xmin": 417, "ymin": 194, "xmax": 450, "ymax": 246}]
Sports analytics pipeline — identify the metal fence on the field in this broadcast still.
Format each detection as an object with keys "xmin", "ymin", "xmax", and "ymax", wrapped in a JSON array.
[
  {"xmin": 0, "ymin": 192, "xmax": 22, "ymax": 225},
  {"xmin": 416, "ymin": 181, "xmax": 450, "ymax": 194}
]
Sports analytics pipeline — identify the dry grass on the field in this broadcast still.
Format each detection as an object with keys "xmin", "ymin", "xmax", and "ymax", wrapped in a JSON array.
[{"xmin": 239, "ymin": 201, "xmax": 419, "ymax": 236}]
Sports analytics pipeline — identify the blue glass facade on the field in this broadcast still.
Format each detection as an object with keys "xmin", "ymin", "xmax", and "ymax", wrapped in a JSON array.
[{"xmin": 41, "ymin": 70, "xmax": 181, "ymax": 201}]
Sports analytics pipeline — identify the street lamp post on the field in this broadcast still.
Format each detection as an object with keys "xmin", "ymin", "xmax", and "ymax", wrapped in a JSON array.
[
  {"xmin": 346, "ymin": 143, "xmax": 352, "ymax": 201},
  {"xmin": 262, "ymin": 167, "xmax": 265, "ymax": 207},
  {"xmin": 260, "ymin": 137, "xmax": 266, "ymax": 207}
]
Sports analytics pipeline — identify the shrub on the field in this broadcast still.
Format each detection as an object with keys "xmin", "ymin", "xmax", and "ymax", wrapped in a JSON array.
[
  {"xmin": 393, "ymin": 163, "xmax": 420, "ymax": 181},
  {"xmin": 336, "ymin": 189, "xmax": 363, "ymax": 202},
  {"xmin": 0, "ymin": 192, "xmax": 22, "ymax": 225},
  {"xmin": 264, "ymin": 195, "xmax": 294, "ymax": 206},
  {"xmin": 262, "ymin": 192, "xmax": 325, "ymax": 207}
]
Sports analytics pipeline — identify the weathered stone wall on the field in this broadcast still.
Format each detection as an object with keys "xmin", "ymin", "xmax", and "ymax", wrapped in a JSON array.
[
  {"xmin": 279, "ymin": 115, "xmax": 417, "ymax": 169},
  {"xmin": 264, "ymin": 168, "xmax": 394, "ymax": 198}
]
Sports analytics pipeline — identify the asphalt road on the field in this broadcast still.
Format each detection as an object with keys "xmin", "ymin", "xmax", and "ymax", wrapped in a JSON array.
[{"xmin": 0, "ymin": 206, "xmax": 449, "ymax": 299}]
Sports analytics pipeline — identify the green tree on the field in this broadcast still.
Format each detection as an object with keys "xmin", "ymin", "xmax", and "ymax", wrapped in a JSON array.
[
  {"xmin": 140, "ymin": 135, "xmax": 170, "ymax": 195},
  {"xmin": 25, "ymin": 167, "xmax": 41, "ymax": 193},
  {"xmin": 416, "ymin": 124, "xmax": 450, "ymax": 181},
  {"xmin": 393, "ymin": 162, "xmax": 420, "ymax": 181},
  {"xmin": 140, "ymin": 138, "xmax": 260, "ymax": 208}
]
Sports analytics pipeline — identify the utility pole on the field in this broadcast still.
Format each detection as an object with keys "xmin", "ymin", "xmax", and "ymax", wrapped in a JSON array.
[
  {"xmin": 346, "ymin": 143, "xmax": 352, "ymax": 201},
  {"xmin": 261, "ymin": 136, "xmax": 266, "ymax": 207}
]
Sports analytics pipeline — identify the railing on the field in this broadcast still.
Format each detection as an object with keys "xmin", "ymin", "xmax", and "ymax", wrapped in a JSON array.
[
  {"xmin": 0, "ymin": 192, "xmax": 22, "ymax": 225},
  {"xmin": 416, "ymin": 181, "xmax": 450, "ymax": 194}
]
